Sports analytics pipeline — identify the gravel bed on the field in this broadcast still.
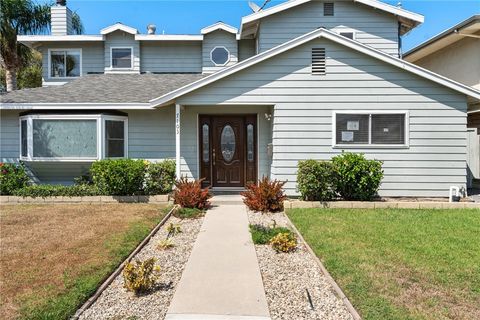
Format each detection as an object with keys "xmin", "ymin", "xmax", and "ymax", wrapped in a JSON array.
[
  {"xmin": 248, "ymin": 211, "xmax": 354, "ymax": 320},
  {"xmin": 79, "ymin": 215, "xmax": 204, "ymax": 320}
]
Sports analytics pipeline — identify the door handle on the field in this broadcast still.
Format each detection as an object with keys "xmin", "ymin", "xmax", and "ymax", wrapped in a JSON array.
[{"xmin": 212, "ymin": 148, "xmax": 216, "ymax": 166}]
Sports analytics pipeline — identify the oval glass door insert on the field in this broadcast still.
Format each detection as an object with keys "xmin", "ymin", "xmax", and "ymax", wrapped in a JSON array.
[{"xmin": 221, "ymin": 125, "xmax": 235, "ymax": 162}]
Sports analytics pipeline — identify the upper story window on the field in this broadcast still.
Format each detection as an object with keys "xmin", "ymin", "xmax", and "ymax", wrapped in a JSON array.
[
  {"xmin": 111, "ymin": 47, "xmax": 132, "ymax": 69},
  {"xmin": 49, "ymin": 49, "xmax": 81, "ymax": 78},
  {"xmin": 339, "ymin": 32, "xmax": 355, "ymax": 40},
  {"xmin": 210, "ymin": 46, "xmax": 230, "ymax": 66},
  {"xmin": 333, "ymin": 111, "xmax": 408, "ymax": 147},
  {"xmin": 324, "ymin": 2, "xmax": 334, "ymax": 16}
]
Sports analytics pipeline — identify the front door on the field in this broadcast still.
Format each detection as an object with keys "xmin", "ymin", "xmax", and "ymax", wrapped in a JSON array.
[{"xmin": 199, "ymin": 115, "xmax": 257, "ymax": 188}]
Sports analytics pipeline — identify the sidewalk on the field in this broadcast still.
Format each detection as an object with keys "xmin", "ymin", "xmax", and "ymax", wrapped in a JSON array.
[{"xmin": 165, "ymin": 201, "xmax": 270, "ymax": 320}]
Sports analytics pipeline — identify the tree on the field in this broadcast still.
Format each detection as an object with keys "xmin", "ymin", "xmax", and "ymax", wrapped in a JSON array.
[{"xmin": 0, "ymin": 0, "xmax": 83, "ymax": 92}]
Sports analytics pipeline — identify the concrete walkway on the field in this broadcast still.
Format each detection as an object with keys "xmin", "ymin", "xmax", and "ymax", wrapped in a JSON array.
[{"xmin": 165, "ymin": 200, "xmax": 271, "ymax": 320}]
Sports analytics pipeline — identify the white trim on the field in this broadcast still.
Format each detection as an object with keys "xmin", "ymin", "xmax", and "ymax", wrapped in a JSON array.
[
  {"xmin": 354, "ymin": 0, "xmax": 423, "ymax": 23},
  {"xmin": 210, "ymin": 46, "xmax": 231, "ymax": 66},
  {"xmin": 201, "ymin": 22, "xmax": 238, "ymax": 35},
  {"xmin": 47, "ymin": 48, "xmax": 82, "ymax": 79},
  {"xmin": 1, "ymin": 103, "xmax": 152, "ymax": 110},
  {"xmin": 100, "ymin": 23, "xmax": 138, "ymax": 35},
  {"xmin": 331, "ymin": 110, "xmax": 410, "ymax": 149},
  {"xmin": 150, "ymin": 28, "xmax": 480, "ymax": 107},
  {"xmin": 135, "ymin": 34, "xmax": 203, "ymax": 41},
  {"xmin": 17, "ymin": 35, "xmax": 104, "ymax": 47},
  {"xmin": 42, "ymin": 81, "xmax": 68, "ymax": 86},
  {"xmin": 109, "ymin": 46, "xmax": 134, "ymax": 70},
  {"xmin": 175, "ymin": 103, "xmax": 182, "ymax": 179}
]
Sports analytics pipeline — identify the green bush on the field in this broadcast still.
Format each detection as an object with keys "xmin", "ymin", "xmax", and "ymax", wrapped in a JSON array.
[
  {"xmin": 249, "ymin": 224, "xmax": 293, "ymax": 245},
  {"xmin": 122, "ymin": 258, "xmax": 160, "ymax": 295},
  {"xmin": 13, "ymin": 184, "xmax": 100, "ymax": 198},
  {"xmin": 90, "ymin": 159, "xmax": 146, "ymax": 196},
  {"xmin": 173, "ymin": 207, "xmax": 204, "ymax": 219},
  {"xmin": 0, "ymin": 162, "xmax": 30, "ymax": 195},
  {"xmin": 297, "ymin": 160, "xmax": 336, "ymax": 201},
  {"xmin": 144, "ymin": 160, "xmax": 176, "ymax": 195},
  {"xmin": 331, "ymin": 152, "xmax": 383, "ymax": 201}
]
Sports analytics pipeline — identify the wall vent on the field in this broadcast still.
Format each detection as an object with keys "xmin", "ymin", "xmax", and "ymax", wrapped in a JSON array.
[
  {"xmin": 324, "ymin": 2, "xmax": 334, "ymax": 16},
  {"xmin": 312, "ymin": 48, "xmax": 326, "ymax": 75}
]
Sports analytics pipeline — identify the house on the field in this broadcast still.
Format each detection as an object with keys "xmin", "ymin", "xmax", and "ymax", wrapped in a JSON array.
[
  {"xmin": 404, "ymin": 15, "xmax": 480, "ymax": 187},
  {"xmin": 1, "ymin": 0, "xmax": 480, "ymax": 197}
]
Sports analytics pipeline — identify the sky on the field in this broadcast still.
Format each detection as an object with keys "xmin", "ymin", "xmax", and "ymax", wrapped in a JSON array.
[{"xmin": 47, "ymin": 0, "xmax": 480, "ymax": 52}]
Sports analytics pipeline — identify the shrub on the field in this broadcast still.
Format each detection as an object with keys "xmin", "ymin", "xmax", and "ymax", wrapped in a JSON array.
[
  {"xmin": 173, "ymin": 207, "xmax": 204, "ymax": 219},
  {"xmin": 157, "ymin": 239, "xmax": 174, "ymax": 250},
  {"xmin": 270, "ymin": 232, "xmax": 297, "ymax": 253},
  {"xmin": 12, "ymin": 184, "xmax": 100, "ymax": 198},
  {"xmin": 297, "ymin": 160, "xmax": 337, "ymax": 201},
  {"xmin": 242, "ymin": 177, "xmax": 287, "ymax": 213},
  {"xmin": 90, "ymin": 159, "xmax": 146, "ymax": 196},
  {"xmin": 123, "ymin": 258, "xmax": 160, "ymax": 295},
  {"xmin": 144, "ymin": 160, "xmax": 176, "ymax": 195},
  {"xmin": 166, "ymin": 223, "xmax": 182, "ymax": 239},
  {"xmin": 331, "ymin": 152, "xmax": 383, "ymax": 201},
  {"xmin": 249, "ymin": 224, "xmax": 292, "ymax": 245},
  {"xmin": 0, "ymin": 162, "xmax": 30, "ymax": 195},
  {"xmin": 173, "ymin": 177, "xmax": 212, "ymax": 209}
]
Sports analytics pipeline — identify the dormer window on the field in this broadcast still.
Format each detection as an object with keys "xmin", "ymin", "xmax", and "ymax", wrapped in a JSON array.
[
  {"xmin": 111, "ymin": 47, "xmax": 132, "ymax": 69},
  {"xmin": 210, "ymin": 46, "xmax": 230, "ymax": 66},
  {"xmin": 49, "ymin": 49, "xmax": 81, "ymax": 78}
]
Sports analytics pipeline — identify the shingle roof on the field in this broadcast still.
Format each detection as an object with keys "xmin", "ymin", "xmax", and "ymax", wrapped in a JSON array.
[{"xmin": 0, "ymin": 73, "xmax": 206, "ymax": 104}]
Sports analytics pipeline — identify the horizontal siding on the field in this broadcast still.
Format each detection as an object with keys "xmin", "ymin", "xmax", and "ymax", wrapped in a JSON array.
[
  {"xmin": 0, "ymin": 110, "xmax": 20, "ymax": 162},
  {"xmin": 178, "ymin": 37, "xmax": 468, "ymax": 197},
  {"xmin": 238, "ymin": 39, "xmax": 256, "ymax": 61},
  {"xmin": 140, "ymin": 41, "xmax": 202, "ymax": 73},
  {"xmin": 258, "ymin": 0, "xmax": 399, "ymax": 56},
  {"xmin": 104, "ymin": 31, "xmax": 140, "ymax": 73},
  {"xmin": 202, "ymin": 30, "xmax": 238, "ymax": 73}
]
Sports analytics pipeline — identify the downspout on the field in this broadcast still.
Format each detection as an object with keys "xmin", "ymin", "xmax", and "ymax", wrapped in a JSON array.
[{"xmin": 398, "ymin": 21, "xmax": 403, "ymax": 59}]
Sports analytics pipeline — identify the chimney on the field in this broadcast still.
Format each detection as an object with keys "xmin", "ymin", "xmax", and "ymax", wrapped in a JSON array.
[
  {"xmin": 147, "ymin": 24, "xmax": 156, "ymax": 35},
  {"xmin": 51, "ymin": 0, "xmax": 73, "ymax": 35}
]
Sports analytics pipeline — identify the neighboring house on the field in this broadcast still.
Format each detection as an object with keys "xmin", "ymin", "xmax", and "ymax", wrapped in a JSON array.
[
  {"xmin": 1, "ymin": 0, "xmax": 480, "ymax": 197},
  {"xmin": 404, "ymin": 15, "xmax": 480, "ymax": 186}
]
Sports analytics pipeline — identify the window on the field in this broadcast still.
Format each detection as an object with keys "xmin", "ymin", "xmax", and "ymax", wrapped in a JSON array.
[
  {"xmin": 19, "ymin": 114, "xmax": 127, "ymax": 161},
  {"xmin": 333, "ymin": 112, "xmax": 408, "ymax": 147},
  {"xmin": 49, "ymin": 49, "xmax": 81, "ymax": 78},
  {"xmin": 111, "ymin": 47, "xmax": 132, "ymax": 69},
  {"xmin": 202, "ymin": 124, "xmax": 209, "ymax": 163},
  {"xmin": 324, "ymin": 2, "xmax": 334, "ymax": 16},
  {"xmin": 339, "ymin": 32, "xmax": 355, "ymax": 40},
  {"xmin": 210, "ymin": 46, "xmax": 230, "ymax": 66},
  {"xmin": 312, "ymin": 48, "xmax": 326, "ymax": 75}
]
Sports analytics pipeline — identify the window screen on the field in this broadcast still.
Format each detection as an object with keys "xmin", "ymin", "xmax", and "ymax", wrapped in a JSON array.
[
  {"xmin": 105, "ymin": 120, "xmax": 125, "ymax": 157},
  {"xmin": 112, "ymin": 48, "xmax": 132, "ymax": 68},
  {"xmin": 336, "ymin": 114, "xmax": 369, "ymax": 144},
  {"xmin": 21, "ymin": 120, "xmax": 27, "ymax": 157},
  {"xmin": 32, "ymin": 119, "xmax": 97, "ymax": 158},
  {"xmin": 371, "ymin": 114, "xmax": 405, "ymax": 144}
]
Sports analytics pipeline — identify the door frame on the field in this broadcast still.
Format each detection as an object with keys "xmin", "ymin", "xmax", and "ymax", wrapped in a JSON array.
[{"xmin": 198, "ymin": 114, "xmax": 258, "ymax": 188}]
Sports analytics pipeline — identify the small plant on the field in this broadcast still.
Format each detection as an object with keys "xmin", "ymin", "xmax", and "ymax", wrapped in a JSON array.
[
  {"xmin": 297, "ymin": 160, "xmax": 337, "ymax": 201},
  {"xmin": 270, "ymin": 232, "xmax": 297, "ymax": 253},
  {"xmin": 242, "ymin": 177, "xmax": 287, "ymax": 213},
  {"xmin": 166, "ymin": 223, "xmax": 182, "ymax": 238},
  {"xmin": 122, "ymin": 258, "xmax": 160, "ymax": 295},
  {"xmin": 0, "ymin": 162, "xmax": 30, "ymax": 195},
  {"xmin": 249, "ymin": 224, "xmax": 292, "ymax": 245},
  {"xmin": 331, "ymin": 152, "xmax": 384, "ymax": 201},
  {"xmin": 157, "ymin": 239, "xmax": 175, "ymax": 250},
  {"xmin": 173, "ymin": 177, "xmax": 212, "ymax": 209},
  {"xmin": 173, "ymin": 207, "xmax": 205, "ymax": 219}
]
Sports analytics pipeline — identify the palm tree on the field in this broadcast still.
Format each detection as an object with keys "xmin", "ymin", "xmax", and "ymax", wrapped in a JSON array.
[{"xmin": 0, "ymin": 0, "xmax": 83, "ymax": 92}]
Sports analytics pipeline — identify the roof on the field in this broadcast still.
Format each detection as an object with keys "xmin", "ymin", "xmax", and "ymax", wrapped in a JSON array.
[
  {"xmin": 150, "ymin": 27, "xmax": 480, "ymax": 107},
  {"xmin": 100, "ymin": 23, "xmax": 138, "ymax": 35},
  {"xmin": 1, "ymin": 74, "xmax": 205, "ymax": 107},
  {"xmin": 404, "ymin": 15, "xmax": 480, "ymax": 62},
  {"xmin": 201, "ymin": 22, "xmax": 238, "ymax": 35},
  {"xmin": 240, "ymin": 0, "xmax": 424, "ymax": 38}
]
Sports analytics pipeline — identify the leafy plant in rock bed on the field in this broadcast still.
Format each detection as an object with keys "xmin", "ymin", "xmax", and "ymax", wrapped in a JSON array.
[
  {"xmin": 270, "ymin": 232, "xmax": 297, "ymax": 253},
  {"xmin": 123, "ymin": 258, "xmax": 161, "ymax": 295},
  {"xmin": 173, "ymin": 177, "xmax": 212, "ymax": 209},
  {"xmin": 249, "ymin": 224, "xmax": 293, "ymax": 245},
  {"xmin": 331, "ymin": 152, "xmax": 383, "ymax": 201},
  {"xmin": 242, "ymin": 177, "xmax": 287, "ymax": 213},
  {"xmin": 173, "ymin": 207, "xmax": 205, "ymax": 219},
  {"xmin": 0, "ymin": 162, "xmax": 30, "ymax": 195},
  {"xmin": 297, "ymin": 159, "xmax": 337, "ymax": 201}
]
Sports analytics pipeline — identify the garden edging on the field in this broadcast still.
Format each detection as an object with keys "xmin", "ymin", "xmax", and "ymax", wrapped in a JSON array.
[
  {"xmin": 0, "ymin": 195, "xmax": 170, "ymax": 204},
  {"xmin": 284, "ymin": 200, "xmax": 479, "ymax": 209}
]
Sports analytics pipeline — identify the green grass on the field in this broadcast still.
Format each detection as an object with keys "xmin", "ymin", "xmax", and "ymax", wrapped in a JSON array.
[
  {"xmin": 287, "ymin": 208, "xmax": 480, "ymax": 320},
  {"xmin": 249, "ymin": 224, "xmax": 292, "ymax": 244},
  {"xmin": 173, "ymin": 207, "xmax": 204, "ymax": 219},
  {"xmin": 19, "ymin": 211, "xmax": 166, "ymax": 320}
]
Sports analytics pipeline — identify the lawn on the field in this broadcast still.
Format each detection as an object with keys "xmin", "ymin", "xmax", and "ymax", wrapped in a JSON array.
[
  {"xmin": 287, "ymin": 208, "xmax": 480, "ymax": 320},
  {"xmin": 0, "ymin": 203, "xmax": 167, "ymax": 320}
]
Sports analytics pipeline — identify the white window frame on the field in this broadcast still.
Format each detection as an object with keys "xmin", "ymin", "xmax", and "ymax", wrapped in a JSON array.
[
  {"xmin": 210, "ymin": 46, "xmax": 231, "ymax": 66},
  {"xmin": 19, "ymin": 114, "xmax": 128, "ymax": 162},
  {"xmin": 110, "ymin": 46, "xmax": 133, "ymax": 70},
  {"xmin": 47, "ymin": 48, "xmax": 82, "ymax": 79},
  {"xmin": 102, "ymin": 116, "xmax": 129, "ymax": 159},
  {"xmin": 332, "ymin": 110, "xmax": 409, "ymax": 148}
]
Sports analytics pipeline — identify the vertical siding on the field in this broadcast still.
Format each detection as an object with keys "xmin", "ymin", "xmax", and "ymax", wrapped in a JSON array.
[
  {"xmin": 178, "ymin": 37, "xmax": 468, "ymax": 197},
  {"xmin": 238, "ymin": 39, "xmax": 256, "ymax": 61},
  {"xmin": 140, "ymin": 41, "xmax": 202, "ymax": 73},
  {"xmin": 104, "ymin": 31, "xmax": 140, "ymax": 73},
  {"xmin": 202, "ymin": 30, "xmax": 238, "ymax": 73},
  {"xmin": 257, "ymin": 0, "xmax": 399, "ymax": 56}
]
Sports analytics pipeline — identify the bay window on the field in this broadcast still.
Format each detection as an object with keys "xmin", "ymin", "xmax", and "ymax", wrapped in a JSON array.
[
  {"xmin": 49, "ymin": 49, "xmax": 81, "ymax": 78},
  {"xmin": 333, "ymin": 111, "xmax": 408, "ymax": 147},
  {"xmin": 19, "ymin": 113, "xmax": 127, "ymax": 161}
]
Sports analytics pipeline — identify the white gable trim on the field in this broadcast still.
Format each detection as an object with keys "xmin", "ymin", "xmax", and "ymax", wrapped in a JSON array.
[
  {"xmin": 201, "ymin": 22, "xmax": 238, "ymax": 35},
  {"xmin": 149, "ymin": 28, "xmax": 480, "ymax": 107},
  {"xmin": 135, "ymin": 34, "xmax": 203, "ymax": 41},
  {"xmin": 100, "ymin": 23, "xmax": 138, "ymax": 35}
]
